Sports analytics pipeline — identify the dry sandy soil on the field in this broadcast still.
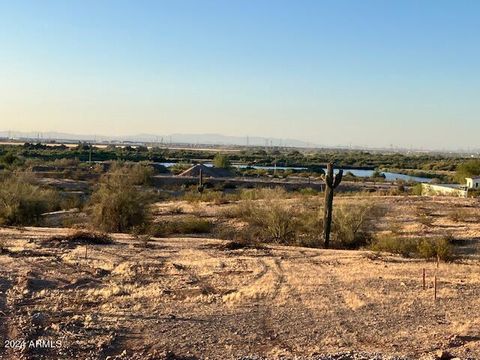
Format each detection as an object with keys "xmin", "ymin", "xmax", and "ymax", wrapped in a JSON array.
[{"xmin": 0, "ymin": 229, "xmax": 479, "ymax": 359}]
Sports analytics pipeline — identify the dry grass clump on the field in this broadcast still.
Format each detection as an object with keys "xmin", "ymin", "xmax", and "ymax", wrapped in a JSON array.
[
  {"xmin": 416, "ymin": 207, "xmax": 435, "ymax": 227},
  {"xmin": 0, "ymin": 174, "xmax": 60, "ymax": 226},
  {"xmin": 447, "ymin": 208, "xmax": 478, "ymax": 223},
  {"xmin": 152, "ymin": 217, "xmax": 214, "ymax": 237},
  {"xmin": 371, "ymin": 235, "xmax": 454, "ymax": 261},
  {"xmin": 182, "ymin": 189, "xmax": 235, "ymax": 204},
  {"xmin": 239, "ymin": 187, "xmax": 288, "ymax": 201},
  {"xmin": 42, "ymin": 230, "xmax": 114, "ymax": 248}
]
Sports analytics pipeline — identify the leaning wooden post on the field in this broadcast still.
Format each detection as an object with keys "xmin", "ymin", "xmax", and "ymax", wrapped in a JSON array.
[{"xmin": 323, "ymin": 163, "xmax": 343, "ymax": 248}]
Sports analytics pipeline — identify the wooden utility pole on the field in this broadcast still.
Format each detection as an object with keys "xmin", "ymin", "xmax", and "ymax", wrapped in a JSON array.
[
  {"xmin": 198, "ymin": 168, "xmax": 204, "ymax": 193},
  {"xmin": 323, "ymin": 163, "xmax": 343, "ymax": 248}
]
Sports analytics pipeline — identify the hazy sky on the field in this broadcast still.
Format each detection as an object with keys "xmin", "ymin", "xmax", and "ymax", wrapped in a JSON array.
[{"xmin": 1, "ymin": 0, "xmax": 479, "ymax": 149}]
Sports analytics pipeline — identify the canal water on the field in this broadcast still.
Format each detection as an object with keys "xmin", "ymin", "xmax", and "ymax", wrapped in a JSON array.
[{"xmin": 156, "ymin": 162, "xmax": 432, "ymax": 183}]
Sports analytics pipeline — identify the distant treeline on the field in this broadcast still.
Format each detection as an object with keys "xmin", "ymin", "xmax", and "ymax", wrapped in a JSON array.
[{"xmin": 0, "ymin": 142, "xmax": 475, "ymax": 172}]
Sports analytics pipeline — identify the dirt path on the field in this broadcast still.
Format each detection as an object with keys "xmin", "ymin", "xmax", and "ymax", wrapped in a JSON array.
[{"xmin": 0, "ymin": 227, "xmax": 480, "ymax": 359}]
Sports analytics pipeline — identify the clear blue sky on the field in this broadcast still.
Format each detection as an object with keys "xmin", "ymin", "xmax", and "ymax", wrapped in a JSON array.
[{"xmin": 1, "ymin": 0, "xmax": 479, "ymax": 150}]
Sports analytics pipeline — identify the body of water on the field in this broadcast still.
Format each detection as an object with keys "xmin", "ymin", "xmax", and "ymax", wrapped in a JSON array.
[{"xmin": 155, "ymin": 162, "xmax": 432, "ymax": 183}]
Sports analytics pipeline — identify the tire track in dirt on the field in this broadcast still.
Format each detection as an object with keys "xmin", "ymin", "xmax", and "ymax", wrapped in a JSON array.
[
  {"xmin": 0, "ymin": 275, "xmax": 25, "ymax": 360},
  {"xmin": 0, "ymin": 277, "xmax": 12, "ymax": 358},
  {"xmin": 238, "ymin": 256, "xmax": 294, "ymax": 355}
]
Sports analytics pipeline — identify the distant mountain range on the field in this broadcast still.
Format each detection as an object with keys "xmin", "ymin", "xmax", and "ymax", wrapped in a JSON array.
[{"xmin": 0, "ymin": 131, "xmax": 319, "ymax": 148}]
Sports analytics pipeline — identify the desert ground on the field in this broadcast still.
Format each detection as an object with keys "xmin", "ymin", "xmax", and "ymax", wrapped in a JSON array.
[{"xmin": 1, "ymin": 196, "xmax": 480, "ymax": 360}]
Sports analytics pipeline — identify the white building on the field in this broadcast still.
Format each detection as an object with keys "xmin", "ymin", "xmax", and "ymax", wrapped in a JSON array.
[{"xmin": 465, "ymin": 177, "xmax": 480, "ymax": 189}]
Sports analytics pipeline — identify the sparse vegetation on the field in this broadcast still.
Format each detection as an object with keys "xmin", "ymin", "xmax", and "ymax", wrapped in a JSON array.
[
  {"xmin": 0, "ymin": 174, "xmax": 60, "ymax": 225},
  {"xmin": 447, "ymin": 208, "xmax": 478, "ymax": 223},
  {"xmin": 371, "ymin": 235, "xmax": 454, "ymax": 261},
  {"xmin": 152, "ymin": 217, "xmax": 214, "ymax": 237}
]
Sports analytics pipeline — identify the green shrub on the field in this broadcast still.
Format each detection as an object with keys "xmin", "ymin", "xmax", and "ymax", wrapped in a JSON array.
[
  {"xmin": 90, "ymin": 170, "xmax": 150, "ymax": 232},
  {"xmin": 411, "ymin": 183, "xmax": 423, "ymax": 195},
  {"xmin": 0, "ymin": 175, "xmax": 60, "ymax": 225},
  {"xmin": 213, "ymin": 153, "xmax": 231, "ymax": 169},
  {"xmin": 455, "ymin": 160, "xmax": 480, "ymax": 183}
]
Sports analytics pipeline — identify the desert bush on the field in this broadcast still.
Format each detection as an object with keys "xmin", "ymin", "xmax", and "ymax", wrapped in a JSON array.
[
  {"xmin": 371, "ymin": 235, "xmax": 419, "ymax": 257},
  {"xmin": 152, "ymin": 217, "xmax": 214, "ymax": 236},
  {"xmin": 0, "ymin": 175, "xmax": 60, "ymax": 225},
  {"xmin": 251, "ymin": 202, "xmax": 297, "ymax": 244},
  {"xmin": 331, "ymin": 202, "xmax": 378, "ymax": 249},
  {"xmin": 213, "ymin": 224, "xmax": 262, "ymax": 244},
  {"xmin": 455, "ymin": 160, "xmax": 480, "ymax": 183},
  {"xmin": 219, "ymin": 197, "xmax": 379, "ymax": 248},
  {"xmin": 213, "ymin": 153, "xmax": 231, "ymax": 169},
  {"xmin": 371, "ymin": 235, "xmax": 454, "ymax": 261},
  {"xmin": 129, "ymin": 163, "xmax": 155, "ymax": 185},
  {"xmin": 108, "ymin": 162, "xmax": 155, "ymax": 185},
  {"xmin": 411, "ymin": 183, "xmax": 423, "ymax": 196},
  {"xmin": 90, "ymin": 170, "xmax": 151, "ymax": 232},
  {"xmin": 219, "ymin": 198, "xmax": 298, "ymax": 244},
  {"xmin": 219, "ymin": 200, "xmax": 257, "ymax": 219},
  {"xmin": 417, "ymin": 237, "xmax": 453, "ymax": 261}
]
